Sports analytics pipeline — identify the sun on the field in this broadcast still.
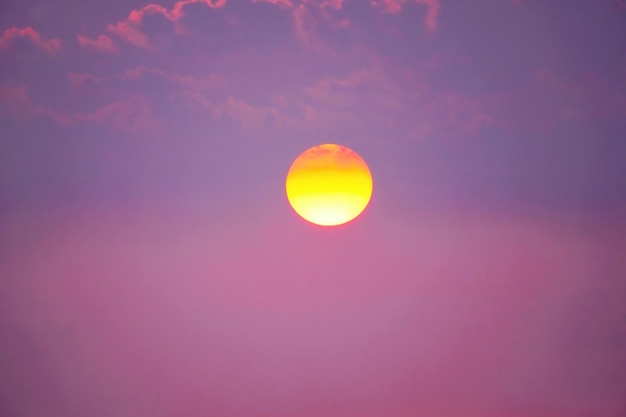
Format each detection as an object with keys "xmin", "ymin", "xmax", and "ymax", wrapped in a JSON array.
[{"xmin": 285, "ymin": 144, "xmax": 373, "ymax": 227}]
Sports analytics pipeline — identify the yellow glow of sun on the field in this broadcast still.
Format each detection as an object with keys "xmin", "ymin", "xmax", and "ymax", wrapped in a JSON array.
[{"xmin": 285, "ymin": 144, "xmax": 373, "ymax": 226}]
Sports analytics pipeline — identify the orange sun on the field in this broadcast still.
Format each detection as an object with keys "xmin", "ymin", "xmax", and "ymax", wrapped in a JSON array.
[{"xmin": 285, "ymin": 144, "xmax": 373, "ymax": 226}]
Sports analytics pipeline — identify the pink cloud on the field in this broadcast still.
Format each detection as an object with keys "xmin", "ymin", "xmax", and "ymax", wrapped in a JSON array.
[
  {"xmin": 305, "ymin": 68, "xmax": 386, "ymax": 106},
  {"xmin": 0, "ymin": 85, "xmax": 72, "ymax": 125},
  {"xmin": 74, "ymin": 97, "xmax": 158, "ymax": 131},
  {"xmin": 77, "ymin": 34, "xmax": 118, "ymax": 53},
  {"xmin": 292, "ymin": 4, "xmax": 319, "ymax": 46},
  {"xmin": 300, "ymin": 65, "xmax": 495, "ymax": 136},
  {"xmin": 66, "ymin": 66, "xmax": 225, "ymax": 92},
  {"xmin": 66, "ymin": 72, "xmax": 99, "ymax": 87},
  {"xmin": 251, "ymin": 0, "xmax": 293, "ymax": 7},
  {"xmin": 126, "ymin": 0, "xmax": 227, "ymax": 23},
  {"xmin": 415, "ymin": 0, "xmax": 440, "ymax": 34},
  {"xmin": 0, "ymin": 85, "xmax": 33, "ymax": 117},
  {"xmin": 0, "ymin": 84, "xmax": 156, "ymax": 131},
  {"xmin": 0, "ymin": 26, "xmax": 62, "ymax": 53},
  {"xmin": 67, "ymin": 64, "xmax": 280, "ymax": 129},
  {"xmin": 263, "ymin": 67, "xmax": 405, "ymax": 129},
  {"xmin": 123, "ymin": 66, "xmax": 226, "ymax": 90},
  {"xmin": 252, "ymin": 0, "xmax": 350, "ymax": 47},
  {"xmin": 319, "ymin": 0, "xmax": 344, "ymax": 9},
  {"xmin": 370, "ymin": 0, "xmax": 406, "ymax": 14},
  {"xmin": 332, "ymin": 18, "xmax": 351, "ymax": 29},
  {"xmin": 102, "ymin": 0, "xmax": 350, "ymax": 51},
  {"xmin": 370, "ymin": 0, "xmax": 441, "ymax": 34},
  {"xmin": 106, "ymin": 20, "xmax": 151, "ymax": 48},
  {"xmin": 219, "ymin": 96, "xmax": 284, "ymax": 128},
  {"xmin": 94, "ymin": 0, "xmax": 439, "ymax": 52},
  {"xmin": 106, "ymin": 0, "xmax": 226, "ymax": 48},
  {"xmin": 181, "ymin": 91, "xmax": 286, "ymax": 128},
  {"xmin": 251, "ymin": 0, "xmax": 343, "ymax": 9}
]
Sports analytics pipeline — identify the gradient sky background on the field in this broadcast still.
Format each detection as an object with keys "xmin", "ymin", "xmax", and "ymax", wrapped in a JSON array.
[{"xmin": 1, "ymin": 0, "xmax": 626, "ymax": 416}]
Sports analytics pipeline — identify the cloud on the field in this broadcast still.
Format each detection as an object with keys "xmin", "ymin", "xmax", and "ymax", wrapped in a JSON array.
[
  {"xmin": 66, "ymin": 66, "xmax": 285, "ymax": 129},
  {"xmin": 305, "ymin": 67, "xmax": 386, "ymax": 106},
  {"xmin": 0, "ymin": 84, "xmax": 156, "ymax": 131},
  {"xmin": 298, "ymin": 65, "xmax": 496, "ymax": 137},
  {"xmin": 77, "ymin": 34, "xmax": 119, "ymax": 53},
  {"xmin": 67, "ymin": 66, "xmax": 225, "ymax": 92},
  {"xmin": 66, "ymin": 65, "xmax": 288, "ymax": 129},
  {"xmin": 252, "ymin": 0, "xmax": 323, "ymax": 47},
  {"xmin": 292, "ymin": 4, "xmax": 319, "ymax": 46},
  {"xmin": 63, "ymin": 62, "xmax": 494, "ymax": 137},
  {"xmin": 370, "ymin": 0, "xmax": 441, "ymax": 34},
  {"xmin": 219, "ymin": 96, "xmax": 285, "ymax": 128},
  {"xmin": 319, "ymin": 0, "xmax": 344, "ymax": 9},
  {"xmin": 106, "ymin": 20, "xmax": 151, "ymax": 49},
  {"xmin": 106, "ymin": 0, "xmax": 226, "ymax": 48},
  {"xmin": 370, "ymin": 0, "xmax": 406, "ymax": 14},
  {"xmin": 262, "ymin": 66, "xmax": 408, "ymax": 129},
  {"xmin": 181, "ymin": 91, "xmax": 287, "ymax": 128},
  {"xmin": 251, "ymin": 0, "xmax": 350, "ymax": 48},
  {"xmin": 415, "ymin": 0, "xmax": 440, "ymax": 34},
  {"xmin": 66, "ymin": 73, "xmax": 98, "ymax": 87},
  {"xmin": 74, "ymin": 97, "xmax": 158, "ymax": 131},
  {"xmin": 0, "ymin": 85, "xmax": 72, "ymax": 125},
  {"xmin": 0, "ymin": 26, "xmax": 62, "ymax": 53},
  {"xmin": 125, "ymin": 0, "xmax": 227, "ymax": 23},
  {"xmin": 98, "ymin": 0, "xmax": 442, "ymax": 54},
  {"xmin": 126, "ymin": 67, "xmax": 226, "ymax": 91},
  {"xmin": 251, "ymin": 0, "xmax": 343, "ymax": 9},
  {"xmin": 251, "ymin": 0, "xmax": 293, "ymax": 7}
]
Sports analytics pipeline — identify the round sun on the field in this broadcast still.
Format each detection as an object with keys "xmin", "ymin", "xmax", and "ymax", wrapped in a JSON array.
[{"xmin": 285, "ymin": 144, "xmax": 373, "ymax": 227}]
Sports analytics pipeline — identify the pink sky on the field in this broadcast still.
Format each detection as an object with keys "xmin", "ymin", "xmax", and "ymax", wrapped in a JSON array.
[{"xmin": 1, "ymin": 1, "xmax": 625, "ymax": 416}]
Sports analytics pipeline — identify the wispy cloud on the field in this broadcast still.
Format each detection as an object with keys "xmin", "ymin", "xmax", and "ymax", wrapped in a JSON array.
[
  {"xmin": 370, "ymin": 0, "xmax": 441, "ymax": 34},
  {"xmin": 77, "ymin": 34, "xmax": 119, "ymax": 53},
  {"xmin": 251, "ymin": 0, "xmax": 293, "ymax": 6},
  {"xmin": 370, "ymin": 0, "xmax": 406, "ymax": 14},
  {"xmin": 0, "ymin": 84, "xmax": 156, "ymax": 131},
  {"xmin": 292, "ymin": 4, "xmax": 320, "ymax": 47},
  {"xmin": 67, "ymin": 66, "xmax": 226, "ymax": 93},
  {"xmin": 0, "ymin": 85, "xmax": 72, "ymax": 124},
  {"xmin": 0, "ymin": 26, "xmax": 62, "ymax": 53},
  {"xmin": 305, "ymin": 67, "xmax": 386, "ymax": 106},
  {"xmin": 180, "ymin": 90, "xmax": 287, "ymax": 128},
  {"xmin": 319, "ymin": 0, "xmax": 344, "ymax": 9},
  {"xmin": 74, "ymin": 96, "xmax": 158, "ymax": 131},
  {"xmin": 415, "ymin": 0, "xmax": 441, "ymax": 34},
  {"xmin": 66, "ymin": 66, "xmax": 283, "ymax": 129},
  {"xmin": 300, "ymin": 65, "xmax": 494, "ymax": 137}
]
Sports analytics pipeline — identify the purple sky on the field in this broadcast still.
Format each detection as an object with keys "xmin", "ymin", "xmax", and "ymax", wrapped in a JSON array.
[{"xmin": 1, "ymin": 1, "xmax": 625, "ymax": 416}]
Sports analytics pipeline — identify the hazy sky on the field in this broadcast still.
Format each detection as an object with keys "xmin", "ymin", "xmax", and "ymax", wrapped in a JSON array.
[{"xmin": 1, "ymin": 1, "xmax": 625, "ymax": 416}]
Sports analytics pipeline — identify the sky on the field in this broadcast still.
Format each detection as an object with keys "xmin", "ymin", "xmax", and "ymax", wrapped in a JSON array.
[{"xmin": 1, "ymin": 0, "xmax": 625, "ymax": 416}]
